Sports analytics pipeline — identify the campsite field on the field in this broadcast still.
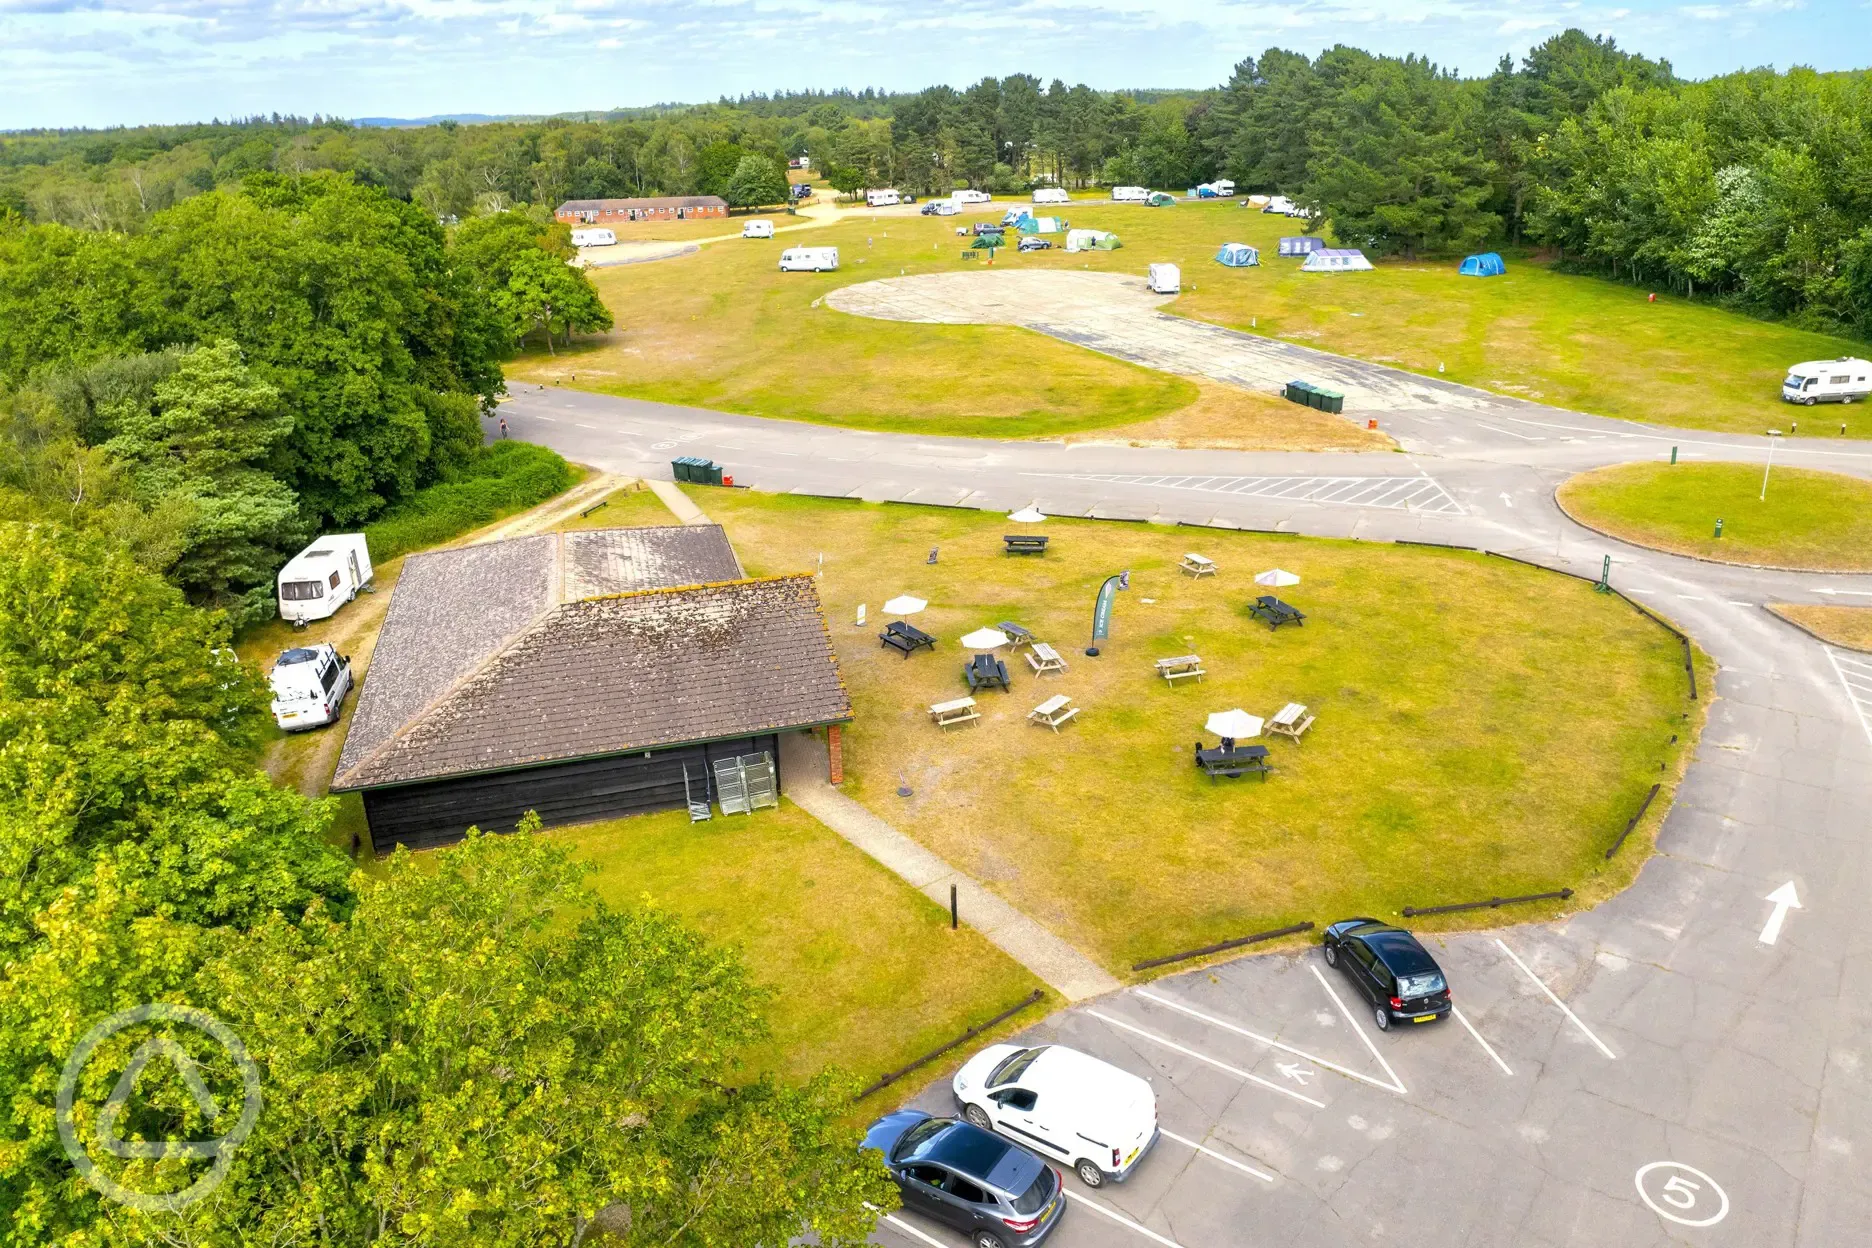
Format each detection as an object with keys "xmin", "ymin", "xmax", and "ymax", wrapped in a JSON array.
[
  {"xmin": 515, "ymin": 197, "xmax": 1869, "ymax": 440},
  {"xmin": 691, "ymin": 485, "xmax": 1704, "ymax": 973},
  {"xmin": 1557, "ymin": 461, "xmax": 1872, "ymax": 571}
]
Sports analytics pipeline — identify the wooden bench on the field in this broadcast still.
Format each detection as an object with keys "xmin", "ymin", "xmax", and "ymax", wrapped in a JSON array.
[
  {"xmin": 1250, "ymin": 596, "xmax": 1306, "ymax": 630},
  {"xmin": 965, "ymin": 653, "xmax": 1012, "ymax": 693},
  {"xmin": 1002, "ymin": 534, "xmax": 1050, "ymax": 555},
  {"xmin": 1267, "ymin": 702, "xmax": 1315, "ymax": 742},
  {"xmin": 1025, "ymin": 642, "xmax": 1068, "ymax": 675},
  {"xmin": 1029, "ymin": 694, "xmax": 1080, "ymax": 733},
  {"xmin": 1195, "ymin": 744, "xmax": 1272, "ymax": 781},
  {"xmin": 879, "ymin": 621, "xmax": 937, "ymax": 658},
  {"xmin": 1180, "ymin": 553, "xmax": 1217, "ymax": 578},
  {"xmin": 1156, "ymin": 654, "xmax": 1206, "ymax": 684},
  {"xmin": 997, "ymin": 621, "xmax": 1035, "ymax": 649},
  {"xmin": 929, "ymin": 697, "xmax": 980, "ymax": 730}
]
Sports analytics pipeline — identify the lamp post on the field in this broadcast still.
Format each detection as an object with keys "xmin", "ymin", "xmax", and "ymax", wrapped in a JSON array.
[{"xmin": 1760, "ymin": 429, "xmax": 1783, "ymax": 501}]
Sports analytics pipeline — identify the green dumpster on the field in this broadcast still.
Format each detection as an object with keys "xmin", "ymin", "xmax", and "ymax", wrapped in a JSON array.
[
  {"xmin": 1314, "ymin": 387, "xmax": 1345, "ymax": 415},
  {"xmin": 671, "ymin": 457, "xmax": 692, "ymax": 482},
  {"xmin": 1283, "ymin": 380, "xmax": 1314, "ymax": 406},
  {"xmin": 698, "ymin": 461, "xmax": 724, "ymax": 486}
]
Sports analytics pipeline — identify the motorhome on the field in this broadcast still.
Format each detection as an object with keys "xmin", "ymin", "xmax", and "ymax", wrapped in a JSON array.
[
  {"xmin": 268, "ymin": 643, "xmax": 353, "ymax": 731},
  {"xmin": 1147, "ymin": 263, "xmax": 1181, "ymax": 294},
  {"xmin": 741, "ymin": 219, "xmax": 774, "ymax": 238},
  {"xmin": 277, "ymin": 534, "xmax": 373, "ymax": 626},
  {"xmin": 1111, "ymin": 186, "xmax": 1149, "ymax": 203},
  {"xmin": 569, "ymin": 228, "xmax": 616, "ymax": 247},
  {"xmin": 951, "ymin": 188, "xmax": 992, "ymax": 205},
  {"xmin": 1783, "ymin": 358, "xmax": 1872, "ymax": 405},
  {"xmin": 1213, "ymin": 179, "xmax": 1236, "ymax": 196},
  {"xmin": 1001, "ymin": 207, "xmax": 1033, "ymax": 228},
  {"xmin": 1032, "ymin": 187, "xmax": 1071, "ymax": 205},
  {"xmin": 865, "ymin": 188, "xmax": 901, "ymax": 208},
  {"xmin": 1263, "ymin": 195, "xmax": 1297, "ymax": 215},
  {"xmin": 923, "ymin": 199, "xmax": 960, "ymax": 216},
  {"xmin": 778, "ymin": 246, "xmax": 839, "ymax": 272}
]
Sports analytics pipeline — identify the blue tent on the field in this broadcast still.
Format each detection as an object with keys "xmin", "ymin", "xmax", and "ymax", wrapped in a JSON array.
[
  {"xmin": 1459, "ymin": 252, "xmax": 1506, "ymax": 277},
  {"xmin": 1215, "ymin": 242, "xmax": 1259, "ymax": 267}
]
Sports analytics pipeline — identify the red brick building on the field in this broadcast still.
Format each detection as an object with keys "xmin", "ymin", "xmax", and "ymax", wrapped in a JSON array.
[{"xmin": 555, "ymin": 196, "xmax": 729, "ymax": 224}]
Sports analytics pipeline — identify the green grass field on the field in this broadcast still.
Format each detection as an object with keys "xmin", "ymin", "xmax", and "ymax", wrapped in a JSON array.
[
  {"xmin": 1558, "ymin": 461, "xmax": 1872, "ymax": 571},
  {"xmin": 517, "ymin": 198, "xmax": 1869, "ymax": 440},
  {"xmin": 692, "ymin": 486, "xmax": 1703, "ymax": 971}
]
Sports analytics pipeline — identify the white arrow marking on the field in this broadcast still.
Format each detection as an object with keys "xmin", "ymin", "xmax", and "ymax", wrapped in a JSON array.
[
  {"xmin": 1499, "ymin": 492, "xmax": 1514, "ymax": 508},
  {"xmin": 1277, "ymin": 1061, "xmax": 1314, "ymax": 1085},
  {"xmin": 1759, "ymin": 881, "xmax": 1801, "ymax": 945}
]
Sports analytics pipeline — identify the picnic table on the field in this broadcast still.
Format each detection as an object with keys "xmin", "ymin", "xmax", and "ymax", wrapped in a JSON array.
[
  {"xmin": 965, "ymin": 653, "xmax": 1012, "ymax": 693},
  {"xmin": 1025, "ymin": 641, "xmax": 1068, "ymax": 675},
  {"xmin": 1250, "ymin": 595, "xmax": 1306, "ymax": 630},
  {"xmin": 1195, "ymin": 744, "xmax": 1272, "ymax": 781},
  {"xmin": 929, "ymin": 697, "xmax": 980, "ymax": 730},
  {"xmin": 1002, "ymin": 534, "xmax": 1049, "ymax": 555},
  {"xmin": 1155, "ymin": 654, "xmax": 1206, "ymax": 684},
  {"xmin": 1179, "ymin": 553, "xmax": 1217, "ymax": 578},
  {"xmin": 1028, "ymin": 694, "xmax": 1080, "ymax": 733},
  {"xmin": 879, "ymin": 620, "xmax": 937, "ymax": 658},
  {"xmin": 1267, "ymin": 702, "xmax": 1315, "ymax": 742},
  {"xmin": 997, "ymin": 621, "xmax": 1035, "ymax": 648}
]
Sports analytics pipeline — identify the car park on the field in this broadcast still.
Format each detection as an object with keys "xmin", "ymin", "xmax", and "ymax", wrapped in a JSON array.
[
  {"xmin": 864, "ymin": 1110, "xmax": 1066, "ymax": 1248},
  {"xmin": 1322, "ymin": 918, "xmax": 1452, "ymax": 1030},
  {"xmin": 1017, "ymin": 236, "xmax": 1052, "ymax": 251},
  {"xmin": 952, "ymin": 1043, "xmax": 1158, "ymax": 1187},
  {"xmin": 268, "ymin": 643, "xmax": 353, "ymax": 731}
]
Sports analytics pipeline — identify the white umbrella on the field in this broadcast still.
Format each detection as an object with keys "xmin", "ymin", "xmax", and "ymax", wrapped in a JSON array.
[
  {"xmin": 1254, "ymin": 568, "xmax": 1300, "ymax": 588},
  {"xmin": 1205, "ymin": 709, "xmax": 1264, "ymax": 740},
  {"xmin": 883, "ymin": 595, "xmax": 927, "ymax": 618},
  {"xmin": 960, "ymin": 627, "xmax": 1010, "ymax": 649},
  {"xmin": 1008, "ymin": 506, "xmax": 1047, "ymax": 523}
]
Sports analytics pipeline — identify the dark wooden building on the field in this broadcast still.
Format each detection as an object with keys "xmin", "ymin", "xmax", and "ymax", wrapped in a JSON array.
[{"xmin": 332, "ymin": 526, "xmax": 851, "ymax": 851}]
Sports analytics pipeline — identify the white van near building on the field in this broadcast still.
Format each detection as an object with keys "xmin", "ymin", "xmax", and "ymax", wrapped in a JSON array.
[
  {"xmin": 864, "ymin": 188, "xmax": 901, "ymax": 207},
  {"xmin": 741, "ymin": 219, "xmax": 774, "ymax": 238},
  {"xmin": 1783, "ymin": 357, "xmax": 1871, "ymax": 405},
  {"xmin": 1111, "ymin": 186, "xmax": 1149, "ymax": 203},
  {"xmin": 268, "ymin": 643, "xmax": 353, "ymax": 731},
  {"xmin": 778, "ymin": 246, "xmax": 839, "ymax": 272},
  {"xmin": 277, "ymin": 534, "xmax": 373, "ymax": 626}
]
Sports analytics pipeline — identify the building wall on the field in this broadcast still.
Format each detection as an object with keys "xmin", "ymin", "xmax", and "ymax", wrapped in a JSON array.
[
  {"xmin": 361, "ymin": 734, "xmax": 781, "ymax": 852},
  {"xmin": 556, "ymin": 202, "xmax": 728, "ymax": 224}
]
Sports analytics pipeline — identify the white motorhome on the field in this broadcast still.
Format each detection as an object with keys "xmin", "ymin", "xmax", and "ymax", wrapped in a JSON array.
[
  {"xmin": 277, "ymin": 534, "xmax": 373, "ymax": 626},
  {"xmin": 865, "ymin": 188, "xmax": 901, "ymax": 208},
  {"xmin": 1213, "ymin": 179, "xmax": 1236, "ymax": 196},
  {"xmin": 741, "ymin": 219, "xmax": 774, "ymax": 238},
  {"xmin": 1147, "ymin": 263, "xmax": 1181, "ymax": 294},
  {"xmin": 268, "ymin": 643, "xmax": 353, "ymax": 731},
  {"xmin": 1263, "ymin": 195, "xmax": 1297, "ymax": 215},
  {"xmin": 1032, "ymin": 187, "xmax": 1071, "ymax": 205},
  {"xmin": 569, "ymin": 228, "xmax": 616, "ymax": 247},
  {"xmin": 951, "ymin": 188, "xmax": 992, "ymax": 204},
  {"xmin": 778, "ymin": 246, "xmax": 839, "ymax": 272},
  {"xmin": 1111, "ymin": 186, "xmax": 1149, "ymax": 203},
  {"xmin": 1783, "ymin": 357, "xmax": 1871, "ymax": 405}
]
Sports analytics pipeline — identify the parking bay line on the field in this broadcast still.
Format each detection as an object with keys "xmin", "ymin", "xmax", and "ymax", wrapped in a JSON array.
[
  {"xmin": 1159, "ymin": 1129, "xmax": 1276, "ymax": 1182},
  {"xmin": 1451, "ymin": 1004, "xmax": 1513, "ymax": 1076},
  {"xmin": 1136, "ymin": 981, "xmax": 1406, "ymax": 1097},
  {"xmin": 1086, "ymin": 1010, "xmax": 1326, "ymax": 1108},
  {"xmin": 1063, "ymin": 1190, "xmax": 1191, "ymax": 1248},
  {"xmin": 1305, "ymin": 967, "xmax": 1410, "ymax": 1095},
  {"xmin": 879, "ymin": 1213, "xmax": 948, "ymax": 1248},
  {"xmin": 1494, "ymin": 939, "xmax": 1618, "ymax": 1060}
]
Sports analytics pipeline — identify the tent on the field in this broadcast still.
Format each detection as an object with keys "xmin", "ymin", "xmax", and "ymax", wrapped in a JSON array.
[
  {"xmin": 1299, "ymin": 248, "xmax": 1374, "ymax": 273},
  {"xmin": 1018, "ymin": 216, "xmax": 1064, "ymax": 234},
  {"xmin": 1145, "ymin": 192, "xmax": 1176, "ymax": 207},
  {"xmin": 1215, "ymin": 242, "xmax": 1259, "ymax": 267},
  {"xmin": 1459, "ymin": 252, "xmax": 1506, "ymax": 277},
  {"xmin": 1278, "ymin": 236, "xmax": 1325, "ymax": 257},
  {"xmin": 968, "ymin": 233, "xmax": 1005, "ymax": 250},
  {"xmin": 1065, "ymin": 229, "xmax": 1122, "ymax": 253}
]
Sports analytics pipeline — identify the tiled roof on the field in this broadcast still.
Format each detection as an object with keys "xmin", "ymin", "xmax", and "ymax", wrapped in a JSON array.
[
  {"xmin": 556, "ymin": 196, "xmax": 728, "ymax": 211},
  {"xmin": 333, "ymin": 575, "xmax": 849, "ymax": 790}
]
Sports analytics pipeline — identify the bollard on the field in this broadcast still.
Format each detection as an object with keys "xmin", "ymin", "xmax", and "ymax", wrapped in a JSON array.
[
  {"xmin": 1714, "ymin": 518, "xmax": 1724, "ymax": 539},
  {"xmin": 950, "ymin": 884, "xmax": 958, "ymax": 930},
  {"xmin": 1670, "ymin": 446, "xmax": 1678, "ymax": 464},
  {"xmin": 1367, "ymin": 418, "xmax": 1378, "ymax": 430}
]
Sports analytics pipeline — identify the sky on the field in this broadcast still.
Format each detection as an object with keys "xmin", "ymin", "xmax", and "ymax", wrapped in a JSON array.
[{"xmin": 2, "ymin": 0, "xmax": 1869, "ymax": 131}]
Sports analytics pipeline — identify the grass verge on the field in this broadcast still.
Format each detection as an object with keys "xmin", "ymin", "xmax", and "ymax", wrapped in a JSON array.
[
  {"xmin": 1557, "ymin": 461, "xmax": 1872, "ymax": 572},
  {"xmin": 1768, "ymin": 605, "xmax": 1872, "ymax": 653},
  {"xmin": 365, "ymin": 441, "xmax": 577, "ymax": 561}
]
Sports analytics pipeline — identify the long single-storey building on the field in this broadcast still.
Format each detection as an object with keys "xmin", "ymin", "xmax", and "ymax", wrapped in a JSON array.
[
  {"xmin": 332, "ymin": 525, "xmax": 851, "ymax": 851},
  {"xmin": 555, "ymin": 196, "xmax": 729, "ymax": 224}
]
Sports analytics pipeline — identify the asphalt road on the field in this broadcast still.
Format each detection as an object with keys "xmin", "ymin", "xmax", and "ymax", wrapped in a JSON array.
[{"xmin": 499, "ymin": 323, "xmax": 1872, "ymax": 1247}]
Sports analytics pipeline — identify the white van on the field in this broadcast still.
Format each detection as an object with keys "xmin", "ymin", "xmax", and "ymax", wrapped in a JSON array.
[
  {"xmin": 741, "ymin": 219, "xmax": 774, "ymax": 239},
  {"xmin": 778, "ymin": 246, "xmax": 839, "ymax": 272},
  {"xmin": 1213, "ymin": 179, "xmax": 1236, "ymax": 196},
  {"xmin": 569, "ymin": 228, "xmax": 616, "ymax": 248},
  {"xmin": 1111, "ymin": 186, "xmax": 1149, "ymax": 203},
  {"xmin": 1032, "ymin": 187, "xmax": 1071, "ymax": 205},
  {"xmin": 1147, "ymin": 262, "xmax": 1181, "ymax": 294},
  {"xmin": 951, "ymin": 188, "xmax": 991, "ymax": 205},
  {"xmin": 953, "ymin": 1043, "xmax": 1159, "ymax": 1188},
  {"xmin": 864, "ymin": 188, "xmax": 900, "ymax": 208},
  {"xmin": 277, "ymin": 534, "xmax": 373, "ymax": 626},
  {"xmin": 268, "ymin": 643, "xmax": 353, "ymax": 731},
  {"xmin": 1783, "ymin": 357, "xmax": 1871, "ymax": 405}
]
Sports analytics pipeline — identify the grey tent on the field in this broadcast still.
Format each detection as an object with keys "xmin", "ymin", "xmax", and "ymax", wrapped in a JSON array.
[{"xmin": 1278, "ymin": 236, "xmax": 1326, "ymax": 257}]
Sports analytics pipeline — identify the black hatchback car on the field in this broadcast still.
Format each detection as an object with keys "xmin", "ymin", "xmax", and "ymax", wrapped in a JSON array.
[
  {"xmin": 1322, "ymin": 919, "xmax": 1452, "ymax": 1030},
  {"xmin": 864, "ymin": 1110, "xmax": 1066, "ymax": 1248}
]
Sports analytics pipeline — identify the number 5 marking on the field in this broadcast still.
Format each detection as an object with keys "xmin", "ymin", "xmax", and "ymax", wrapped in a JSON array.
[{"xmin": 1635, "ymin": 1162, "xmax": 1730, "ymax": 1228}]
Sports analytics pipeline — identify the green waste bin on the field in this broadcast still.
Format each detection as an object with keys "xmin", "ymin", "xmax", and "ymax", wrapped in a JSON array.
[
  {"xmin": 671, "ymin": 456, "xmax": 695, "ymax": 482},
  {"xmin": 698, "ymin": 461, "xmax": 724, "ymax": 486},
  {"xmin": 1284, "ymin": 380, "xmax": 1314, "ymax": 406},
  {"xmin": 1314, "ymin": 387, "xmax": 1345, "ymax": 415}
]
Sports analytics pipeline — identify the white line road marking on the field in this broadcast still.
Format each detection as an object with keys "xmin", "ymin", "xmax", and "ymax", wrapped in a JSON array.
[
  {"xmin": 1495, "ymin": 939, "xmax": 1617, "ymax": 1059},
  {"xmin": 1159, "ymin": 1129, "xmax": 1276, "ymax": 1182},
  {"xmin": 1135, "ymin": 986, "xmax": 1405, "ymax": 1096},
  {"xmin": 1817, "ymin": 588, "xmax": 1872, "ymax": 596},
  {"xmin": 1759, "ymin": 882, "xmax": 1802, "ymax": 945},
  {"xmin": 1020, "ymin": 472, "xmax": 1465, "ymax": 515},
  {"xmin": 1306, "ymin": 966, "xmax": 1410, "ymax": 1094},
  {"xmin": 1827, "ymin": 650, "xmax": 1872, "ymax": 747},
  {"xmin": 880, "ymin": 1213, "xmax": 948, "ymax": 1247},
  {"xmin": 1476, "ymin": 422, "xmax": 1545, "ymax": 441},
  {"xmin": 1676, "ymin": 595, "xmax": 1705, "ymax": 601},
  {"xmin": 1451, "ymin": 1005, "xmax": 1513, "ymax": 1076},
  {"xmin": 575, "ymin": 423, "xmax": 597, "ymax": 429},
  {"xmin": 1062, "ymin": 1190, "xmax": 1190, "ymax": 1248},
  {"xmin": 1726, "ymin": 600, "xmax": 1754, "ymax": 607},
  {"xmin": 1086, "ymin": 1010, "xmax": 1326, "ymax": 1108},
  {"xmin": 533, "ymin": 415, "xmax": 558, "ymax": 422}
]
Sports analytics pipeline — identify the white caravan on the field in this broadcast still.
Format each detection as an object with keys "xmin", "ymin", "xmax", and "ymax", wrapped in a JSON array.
[
  {"xmin": 268, "ymin": 643, "xmax": 353, "ymax": 731},
  {"xmin": 1032, "ymin": 187, "xmax": 1071, "ymax": 205},
  {"xmin": 569, "ymin": 228, "xmax": 616, "ymax": 247},
  {"xmin": 741, "ymin": 219, "xmax": 774, "ymax": 238},
  {"xmin": 1783, "ymin": 357, "xmax": 1871, "ymax": 405},
  {"xmin": 1263, "ymin": 195, "xmax": 1297, "ymax": 215},
  {"xmin": 1111, "ymin": 186, "xmax": 1149, "ymax": 203},
  {"xmin": 778, "ymin": 246, "xmax": 839, "ymax": 272},
  {"xmin": 953, "ymin": 1043, "xmax": 1160, "ymax": 1188},
  {"xmin": 930, "ymin": 199, "xmax": 961, "ymax": 216},
  {"xmin": 1147, "ymin": 263, "xmax": 1181, "ymax": 294},
  {"xmin": 951, "ymin": 188, "xmax": 992, "ymax": 204},
  {"xmin": 865, "ymin": 188, "xmax": 901, "ymax": 208},
  {"xmin": 277, "ymin": 534, "xmax": 373, "ymax": 626}
]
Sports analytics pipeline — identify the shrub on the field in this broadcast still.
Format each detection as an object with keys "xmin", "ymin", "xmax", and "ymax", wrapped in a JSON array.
[{"xmin": 364, "ymin": 441, "xmax": 575, "ymax": 561}]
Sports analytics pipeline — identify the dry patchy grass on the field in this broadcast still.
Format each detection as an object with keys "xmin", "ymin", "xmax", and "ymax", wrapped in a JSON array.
[{"xmin": 1769, "ymin": 605, "xmax": 1872, "ymax": 653}]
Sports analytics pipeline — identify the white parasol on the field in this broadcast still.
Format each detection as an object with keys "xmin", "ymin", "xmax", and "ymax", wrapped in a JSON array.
[
  {"xmin": 1204, "ymin": 709, "xmax": 1264, "ymax": 740},
  {"xmin": 1254, "ymin": 568, "xmax": 1300, "ymax": 588},
  {"xmin": 883, "ymin": 595, "xmax": 928, "ymax": 618},
  {"xmin": 960, "ymin": 627, "xmax": 1010, "ymax": 649},
  {"xmin": 1008, "ymin": 506, "xmax": 1047, "ymax": 523}
]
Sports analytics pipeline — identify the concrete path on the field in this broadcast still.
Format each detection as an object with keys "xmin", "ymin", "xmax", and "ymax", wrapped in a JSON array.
[
  {"xmin": 778, "ymin": 732, "xmax": 1121, "ymax": 1003},
  {"xmin": 646, "ymin": 478, "xmax": 713, "ymax": 525}
]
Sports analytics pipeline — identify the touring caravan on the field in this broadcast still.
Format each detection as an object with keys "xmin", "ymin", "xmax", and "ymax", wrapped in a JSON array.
[
  {"xmin": 1263, "ymin": 196, "xmax": 1297, "ymax": 215},
  {"xmin": 1033, "ymin": 187, "xmax": 1071, "ymax": 205},
  {"xmin": 865, "ymin": 188, "xmax": 901, "ymax": 208},
  {"xmin": 1783, "ymin": 358, "xmax": 1872, "ymax": 405},
  {"xmin": 569, "ymin": 228, "xmax": 616, "ymax": 247},
  {"xmin": 1111, "ymin": 186, "xmax": 1149, "ymax": 203},
  {"xmin": 1147, "ymin": 263, "xmax": 1181, "ymax": 294},
  {"xmin": 927, "ymin": 199, "xmax": 961, "ymax": 216},
  {"xmin": 277, "ymin": 535, "xmax": 372, "ymax": 626},
  {"xmin": 779, "ymin": 246, "xmax": 839, "ymax": 272},
  {"xmin": 268, "ymin": 643, "xmax": 353, "ymax": 731},
  {"xmin": 952, "ymin": 188, "xmax": 992, "ymax": 205}
]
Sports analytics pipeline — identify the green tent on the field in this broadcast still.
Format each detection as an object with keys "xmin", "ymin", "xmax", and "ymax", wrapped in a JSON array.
[
  {"xmin": 969, "ymin": 233, "xmax": 1005, "ymax": 250},
  {"xmin": 1092, "ymin": 232, "xmax": 1123, "ymax": 250}
]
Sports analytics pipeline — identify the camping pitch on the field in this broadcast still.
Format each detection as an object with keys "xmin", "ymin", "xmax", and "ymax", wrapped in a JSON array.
[
  {"xmin": 1065, "ymin": 229, "xmax": 1122, "ymax": 253},
  {"xmin": 1460, "ymin": 252, "xmax": 1506, "ymax": 277},
  {"xmin": 1018, "ymin": 216, "xmax": 1065, "ymax": 234},
  {"xmin": 1216, "ymin": 242, "xmax": 1259, "ymax": 267},
  {"xmin": 1278, "ymin": 236, "xmax": 1326, "ymax": 258},
  {"xmin": 1300, "ymin": 249, "xmax": 1374, "ymax": 273}
]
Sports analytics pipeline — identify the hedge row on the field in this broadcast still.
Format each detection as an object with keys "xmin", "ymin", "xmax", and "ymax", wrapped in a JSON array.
[{"xmin": 365, "ymin": 441, "xmax": 576, "ymax": 562}]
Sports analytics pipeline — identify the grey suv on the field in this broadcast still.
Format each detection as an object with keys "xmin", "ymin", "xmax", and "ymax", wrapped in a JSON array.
[{"xmin": 864, "ymin": 1110, "xmax": 1066, "ymax": 1248}]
